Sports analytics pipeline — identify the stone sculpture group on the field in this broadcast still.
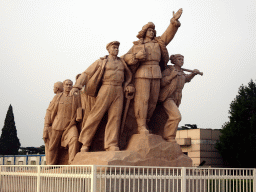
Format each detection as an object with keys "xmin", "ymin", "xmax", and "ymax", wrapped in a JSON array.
[{"xmin": 43, "ymin": 8, "xmax": 203, "ymax": 166}]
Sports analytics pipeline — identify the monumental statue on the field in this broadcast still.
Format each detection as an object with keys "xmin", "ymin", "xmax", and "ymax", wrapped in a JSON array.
[
  {"xmin": 70, "ymin": 41, "xmax": 135, "ymax": 153},
  {"xmin": 44, "ymin": 81, "xmax": 63, "ymax": 164},
  {"xmin": 53, "ymin": 81, "xmax": 63, "ymax": 94},
  {"xmin": 43, "ymin": 8, "xmax": 203, "ymax": 166},
  {"xmin": 43, "ymin": 79, "xmax": 82, "ymax": 165},
  {"xmin": 122, "ymin": 9, "xmax": 183, "ymax": 135},
  {"xmin": 158, "ymin": 54, "xmax": 202, "ymax": 142}
]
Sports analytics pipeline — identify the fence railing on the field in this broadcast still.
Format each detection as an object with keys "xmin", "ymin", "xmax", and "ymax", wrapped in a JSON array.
[{"xmin": 0, "ymin": 165, "xmax": 255, "ymax": 192}]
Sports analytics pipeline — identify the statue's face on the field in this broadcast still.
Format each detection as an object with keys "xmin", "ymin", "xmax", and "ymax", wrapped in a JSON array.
[
  {"xmin": 145, "ymin": 28, "xmax": 154, "ymax": 39},
  {"xmin": 53, "ymin": 85, "xmax": 58, "ymax": 94},
  {"xmin": 175, "ymin": 56, "xmax": 184, "ymax": 67},
  {"xmin": 108, "ymin": 45, "xmax": 119, "ymax": 56},
  {"xmin": 64, "ymin": 80, "xmax": 73, "ymax": 92}
]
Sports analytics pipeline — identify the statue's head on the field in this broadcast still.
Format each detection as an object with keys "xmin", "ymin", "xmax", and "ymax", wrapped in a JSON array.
[
  {"xmin": 106, "ymin": 41, "xmax": 120, "ymax": 56},
  {"xmin": 63, "ymin": 79, "xmax": 73, "ymax": 93},
  {"xmin": 137, "ymin": 22, "xmax": 156, "ymax": 39},
  {"xmin": 170, "ymin": 54, "xmax": 184, "ymax": 67},
  {"xmin": 53, "ymin": 81, "xmax": 63, "ymax": 94}
]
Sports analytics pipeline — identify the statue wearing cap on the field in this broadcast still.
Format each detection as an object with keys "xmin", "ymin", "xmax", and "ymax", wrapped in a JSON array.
[
  {"xmin": 70, "ymin": 41, "xmax": 134, "ymax": 152},
  {"xmin": 122, "ymin": 9, "xmax": 183, "ymax": 135}
]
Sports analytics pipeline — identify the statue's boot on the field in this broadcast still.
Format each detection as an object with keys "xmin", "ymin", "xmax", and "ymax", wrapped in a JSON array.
[
  {"xmin": 137, "ymin": 118, "xmax": 149, "ymax": 135},
  {"xmin": 106, "ymin": 146, "xmax": 120, "ymax": 151},
  {"xmin": 80, "ymin": 145, "xmax": 89, "ymax": 152}
]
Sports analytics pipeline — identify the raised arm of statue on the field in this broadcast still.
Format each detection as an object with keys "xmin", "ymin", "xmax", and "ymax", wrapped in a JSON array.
[
  {"xmin": 70, "ymin": 70, "xmax": 90, "ymax": 96},
  {"xmin": 160, "ymin": 8, "xmax": 182, "ymax": 46},
  {"xmin": 71, "ymin": 60, "xmax": 103, "ymax": 97},
  {"xmin": 185, "ymin": 69, "xmax": 200, "ymax": 83},
  {"xmin": 74, "ymin": 72, "xmax": 88, "ymax": 89}
]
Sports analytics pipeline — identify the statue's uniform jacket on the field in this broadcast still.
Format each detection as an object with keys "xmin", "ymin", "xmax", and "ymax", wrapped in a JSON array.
[
  {"xmin": 74, "ymin": 56, "xmax": 132, "ymax": 149},
  {"xmin": 123, "ymin": 20, "xmax": 180, "ymax": 126},
  {"xmin": 44, "ymin": 92, "xmax": 81, "ymax": 164},
  {"xmin": 159, "ymin": 65, "xmax": 195, "ymax": 141}
]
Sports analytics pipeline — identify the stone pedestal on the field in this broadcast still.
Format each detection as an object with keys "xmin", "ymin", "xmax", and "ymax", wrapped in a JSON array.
[{"xmin": 71, "ymin": 134, "xmax": 192, "ymax": 167}]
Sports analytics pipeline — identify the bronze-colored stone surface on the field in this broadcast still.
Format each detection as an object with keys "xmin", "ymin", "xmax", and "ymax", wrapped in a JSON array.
[
  {"xmin": 71, "ymin": 41, "xmax": 134, "ymax": 152},
  {"xmin": 71, "ymin": 134, "xmax": 192, "ymax": 167},
  {"xmin": 43, "ymin": 80, "xmax": 81, "ymax": 165},
  {"xmin": 44, "ymin": 8, "xmax": 202, "ymax": 167},
  {"xmin": 122, "ymin": 9, "xmax": 183, "ymax": 137}
]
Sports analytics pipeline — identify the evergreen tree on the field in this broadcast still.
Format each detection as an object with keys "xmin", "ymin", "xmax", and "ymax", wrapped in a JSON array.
[
  {"xmin": 216, "ymin": 80, "xmax": 256, "ymax": 168},
  {"xmin": 0, "ymin": 105, "xmax": 21, "ymax": 155}
]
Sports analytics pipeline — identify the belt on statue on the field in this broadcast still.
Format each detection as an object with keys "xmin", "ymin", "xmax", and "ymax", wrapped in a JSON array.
[
  {"xmin": 141, "ymin": 61, "xmax": 159, "ymax": 65},
  {"xmin": 102, "ymin": 81, "xmax": 123, "ymax": 86}
]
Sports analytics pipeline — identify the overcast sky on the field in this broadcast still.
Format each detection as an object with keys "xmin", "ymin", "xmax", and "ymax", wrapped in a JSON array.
[{"xmin": 1, "ymin": 0, "xmax": 256, "ymax": 147}]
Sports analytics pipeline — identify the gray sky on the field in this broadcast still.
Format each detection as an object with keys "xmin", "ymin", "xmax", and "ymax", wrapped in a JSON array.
[{"xmin": 1, "ymin": 0, "xmax": 256, "ymax": 147}]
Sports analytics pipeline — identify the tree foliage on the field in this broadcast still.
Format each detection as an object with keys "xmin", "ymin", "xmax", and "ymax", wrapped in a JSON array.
[
  {"xmin": 180, "ymin": 124, "xmax": 198, "ymax": 130},
  {"xmin": 0, "ymin": 105, "xmax": 21, "ymax": 155},
  {"xmin": 216, "ymin": 80, "xmax": 256, "ymax": 168},
  {"xmin": 19, "ymin": 145, "xmax": 45, "ymax": 155}
]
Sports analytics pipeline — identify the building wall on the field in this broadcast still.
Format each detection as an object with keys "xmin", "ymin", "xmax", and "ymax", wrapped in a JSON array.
[
  {"xmin": 176, "ymin": 129, "xmax": 225, "ymax": 167},
  {"xmin": 0, "ymin": 155, "xmax": 46, "ymax": 165}
]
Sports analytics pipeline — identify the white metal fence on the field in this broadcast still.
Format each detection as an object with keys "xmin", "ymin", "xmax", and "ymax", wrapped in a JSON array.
[{"xmin": 0, "ymin": 165, "xmax": 255, "ymax": 192}]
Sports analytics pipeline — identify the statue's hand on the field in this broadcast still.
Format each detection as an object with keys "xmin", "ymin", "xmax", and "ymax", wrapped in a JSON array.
[
  {"xmin": 135, "ymin": 49, "xmax": 147, "ymax": 61},
  {"xmin": 69, "ymin": 87, "xmax": 79, "ymax": 96},
  {"xmin": 173, "ymin": 8, "xmax": 183, "ymax": 20},
  {"xmin": 193, "ymin": 69, "xmax": 200, "ymax": 75},
  {"xmin": 43, "ymin": 126, "xmax": 49, "ymax": 142}
]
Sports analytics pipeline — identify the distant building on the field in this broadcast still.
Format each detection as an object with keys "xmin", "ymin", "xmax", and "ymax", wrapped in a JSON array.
[
  {"xmin": 0, "ymin": 154, "xmax": 46, "ymax": 165},
  {"xmin": 176, "ymin": 128, "xmax": 224, "ymax": 167}
]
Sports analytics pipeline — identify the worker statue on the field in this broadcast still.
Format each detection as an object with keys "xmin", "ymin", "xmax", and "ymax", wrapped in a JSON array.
[
  {"xmin": 123, "ymin": 9, "xmax": 183, "ymax": 135},
  {"xmin": 70, "ymin": 41, "xmax": 134, "ymax": 152},
  {"xmin": 159, "ymin": 54, "xmax": 201, "ymax": 142},
  {"xmin": 43, "ymin": 79, "xmax": 82, "ymax": 165}
]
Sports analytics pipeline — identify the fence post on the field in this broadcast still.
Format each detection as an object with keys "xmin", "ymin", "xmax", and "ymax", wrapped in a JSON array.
[
  {"xmin": 253, "ymin": 169, "xmax": 256, "ymax": 192},
  {"xmin": 0, "ymin": 165, "xmax": 1, "ymax": 187},
  {"xmin": 91, "ymin": 165, "xmax": 97, "ymax": 192},
  {"xmin": 37, "ymin": 165, "xmax": 41, "ymax": 192},
  {"xmin": 181, "ymin": 167, "xmax": 186, "ymax": 192}
]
